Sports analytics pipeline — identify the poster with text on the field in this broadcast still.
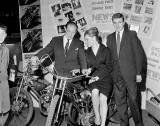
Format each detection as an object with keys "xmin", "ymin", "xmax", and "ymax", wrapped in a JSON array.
[
  {"xmin": 121, "ymin": 0, "xmax": 158, "ymax": 38},
  {"xmin": 85, "ymin": 0, "xmax": 115, "ymax": 24},
  {"xmin": 147, "ymin": 41, "xmax": 160, "ymax": 82}
]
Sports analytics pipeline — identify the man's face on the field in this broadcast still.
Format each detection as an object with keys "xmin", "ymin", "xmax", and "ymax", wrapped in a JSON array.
[
  {"xmin": 65, "ymin": 24, "xmax": 77, "ymax": 40},
  {"xmin": 0, "ymin": 28, "xmax": 6, "ymax": 44},
  {"xmin": 112, "ymin": 18, "xmax": 125, "ymax": 32}
]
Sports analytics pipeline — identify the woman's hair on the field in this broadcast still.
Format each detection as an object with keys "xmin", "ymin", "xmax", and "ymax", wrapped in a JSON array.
[{"xmin": 84, "ymin": 27, "xmax": 102, "ymax": 44}]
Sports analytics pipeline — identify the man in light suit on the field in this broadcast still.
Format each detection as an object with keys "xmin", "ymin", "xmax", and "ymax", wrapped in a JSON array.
[
  {"xmin": 32, "ymin": 21, "xmax": 87, "ymax": 77},
  {"xmin": 107, "ymin": 13, "xmax": 145, "ymax": 126}
]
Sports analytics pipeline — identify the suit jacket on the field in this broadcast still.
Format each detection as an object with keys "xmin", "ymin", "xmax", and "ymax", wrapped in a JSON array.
[
  {"xmin": 36, "ymin": 36, "xmax": 87, "ymax": 77},
  {"xmin": 107, "ymin": 29, "xmax": 144, "ymax": 84},
  {"xmin": 85, "ymin": 44, "xmax": 112, "ymax": 81}
]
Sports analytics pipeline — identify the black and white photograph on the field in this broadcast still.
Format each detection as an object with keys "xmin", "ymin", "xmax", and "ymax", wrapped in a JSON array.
[
  {"xmin": 71, "ymin": 0, "xmax": 81, "ymax": 9},
  {"xmin": 145, "ymin": 7, "xmax": 154, "ymax": 14},
  {"xmin": 20, "ymin": 5, "xmax": 41, "ymax": 29},
  {"xmin": 123, "ymin": 3, "xmax": 132, "ymax": 11},
  {"xmin": 1, "ymin": 0, "xmax": 160, "ymax": 126},
  {"xmin": 144, "ymin": 17, "xmax": 153, "ymax": 24},
  {"xmin": 51, "ymin": 4, "xmax": 62, "ymax": 17},
  {"xmin": 57, "ymin": 25, "xmax": 66, "ymax": 34},
  {"xmin": 19, "ymin": 0, "xmax": 38, "ymax": 6},
  {"xmin": 135, "ymin": 0, "xmax": 144, "ymax": 5},
  {"xmin": 22, "ymin": 29, "xmax": 42, "ymax": 53},
  {"xmin": 61, "ymin": 2, "xmax": 72, "ymax": 12},
  {"xmin": 77, "ymin": 17, "xmax": 87, "ymax": 27},
  {"xmin": 147, "ymin": 0, "xmax": 155, "ymax": 5},
  {"xmin": 64, "ymin": 11, "xmax": 75, "ymax": 21},
  {"xmin": 143, "ymin": 25, "xmax": 150, "ymax": 34},
  {"xmin": 135, "ymin": 5, "xmax": 142, "ymax": 14}
]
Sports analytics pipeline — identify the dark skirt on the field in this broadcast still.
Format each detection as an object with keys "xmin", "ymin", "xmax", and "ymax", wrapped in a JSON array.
[{"xmin": 89, "ymin": 80, "xmax": 113, "ymax": 97}]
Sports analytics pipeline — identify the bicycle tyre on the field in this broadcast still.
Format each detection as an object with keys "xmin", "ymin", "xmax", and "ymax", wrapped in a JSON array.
[
  {"xmin": 68, "ymin": 103, "xmax": 80, "ymax": 125},
  {"xmin": 8, "ymin": 87, "xmax": 33, "ymax": 126},
  {"xmin": 68, "ymin": 96, "xmax": 94, "ymax": 126},
  {"xmin": 45, "ymin": 94, "xmax": 60, "ymax": 126}
]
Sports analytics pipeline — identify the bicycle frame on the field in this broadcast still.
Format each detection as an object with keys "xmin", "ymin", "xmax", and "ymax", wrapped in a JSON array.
[{"xmin": 45, "ymin": 74, "xmax": 85, "ymax": 126}]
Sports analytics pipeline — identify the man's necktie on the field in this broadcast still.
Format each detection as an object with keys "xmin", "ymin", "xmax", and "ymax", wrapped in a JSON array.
[
  {"xmin": 65, "ymin": 39, "xmax": 70, "ymax": 56},
  {"xmin": 116, "ymin": 31, "xmax": 120, "ymax": 56}
]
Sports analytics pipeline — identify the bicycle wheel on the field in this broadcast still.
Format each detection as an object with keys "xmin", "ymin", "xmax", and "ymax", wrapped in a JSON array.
[
  {"xmin": 8, "ymin": 87, "xmax": 33, "ymax": 126},
  {"xmin": 68, "ymin": 92, "xmax": 94, "ymax": 126},
  {"xmin": 45, "ymin": 94, "xmax": 60, "ymax": 126}
]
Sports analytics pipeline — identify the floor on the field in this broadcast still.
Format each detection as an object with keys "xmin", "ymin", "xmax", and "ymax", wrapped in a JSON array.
[{"xmin": 26, "ymin": 108, "xmax": 160, "ymax": 126}]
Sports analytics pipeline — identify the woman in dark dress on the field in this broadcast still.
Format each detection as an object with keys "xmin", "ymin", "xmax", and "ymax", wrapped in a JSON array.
[{"xmin": 84, "ymin": 27, "xmax": 113, "ymax": 126}]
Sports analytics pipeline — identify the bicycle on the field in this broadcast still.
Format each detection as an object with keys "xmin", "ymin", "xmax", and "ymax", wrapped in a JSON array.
[
  {"xmin": 8, "ymin": 58, "xmax": 55, "ymax": 126},
  {"xmin": 45, "ymin": 73, "xmax": 131, "ymax": 126},
  {"xmin": 45, "ymin": 72, "xmax": 93, "ymax": 126}
]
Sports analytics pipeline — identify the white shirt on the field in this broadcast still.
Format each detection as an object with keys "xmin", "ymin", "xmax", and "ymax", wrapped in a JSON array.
[
  {"xmin": 63, "ymin": 36, "xmax": 72, "ymax": 49},
  {"xmin": 116, "ymin": 28, "xmax": 124, "ymax": 43}
]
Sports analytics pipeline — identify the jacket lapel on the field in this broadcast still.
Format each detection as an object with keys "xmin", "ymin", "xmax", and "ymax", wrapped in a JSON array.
[
  {"xmin": 119, "ymin": 29, "xmax": 127, "ymax": 53},
  {"xmin": 112, "ymin": 32, "xmax": 119, "ymax": 59},
  {"xmin": 58, "ymin": 36, "xmax": 66, "ymax": 57},
  {"xmin": 67, "ymin": 39, "xmax": 77, "ymax": 54}
]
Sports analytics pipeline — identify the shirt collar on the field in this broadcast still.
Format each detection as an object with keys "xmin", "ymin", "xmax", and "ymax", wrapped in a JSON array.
[{"xmin": 63, "ymin": 36, "xmax": 72, "ymax": 42}]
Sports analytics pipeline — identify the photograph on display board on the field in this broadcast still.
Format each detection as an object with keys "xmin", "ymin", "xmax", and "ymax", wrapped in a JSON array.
[
  {"xmin": 135, "ymin": 0, "xmax": 144, "ymax": 5},
  {"xmin": 57, "ymin": 25, "xmax": 66, "ymax": 34},
  {"xmin": 22, "ymin": 29, "xmax": 42, "ymax": 53},
  {"xmin": 20, "ymin": 5, "xmax": 41, "ymax": 29},
  {"xmin": 64, "ymin": 11, "xmax": 75, "ymax": 21},
  {"xmin": 77, "ymin": 17, "xmax": 87, "ymax": 27},
  {"xmin": 51, "ymin": 4, "xmax": 62, "ymax": 17},
  {"xmin": 71, "ymin": 0, "xmax": 81, "ymax": 9},
  {"xmin": 143, "ymin": 25, "xmax": 151, "ymax": 34},
  {"xmin": 134, "ymin": 5, "xmax": 142, "ymax": 14},
  {"xmin": 145, "ymin": 7, "xmax": 154, "ymax": 15},
  {"xmin": 19, "ymin": 0, "xmax": 38, "ymax": 6},
  {"xmin": 123, "ymin": 3, "xmax": 133, "ymax": 11},
  {"xmin": 144, "ymin": 17, "xmax": 153, "ymax": 25},
  {"xmin": 61, "ymin": 2, "xmax": 72, "ymax": 12},
  {"xmin": 147, "ymin": 0, "xmax": 155, "ymax": 5}
]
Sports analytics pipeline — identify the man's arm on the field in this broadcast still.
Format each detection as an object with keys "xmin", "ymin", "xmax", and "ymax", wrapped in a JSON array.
[
  {"xmin": 131, "ymin": 31, "xmax": 144, "ymax": 76},
  {"xmin": 36, "ymin": 37, "xmax": 55, "ymax": 60}
]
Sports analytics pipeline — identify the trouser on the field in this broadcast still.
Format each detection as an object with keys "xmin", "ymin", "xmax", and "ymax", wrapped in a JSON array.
[
  {"xmin": 114, "ymin": 79, "xmax": 144, "ymax": 126},
  {"xmin": 0, "ymin": 112, "xmax": 9, "ymax": 126}
]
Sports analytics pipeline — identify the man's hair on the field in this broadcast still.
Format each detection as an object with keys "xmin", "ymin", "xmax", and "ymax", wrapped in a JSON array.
[
  {"xmin": 0, "ymin": 23, "xmax": 7, "ymax": 33},
  {"xmin": 112, "ymin": 13, "xmax": 125, "ymax": 22},
  {"xmin": 66, "ymin": 21, "xmax": 78, "ymax": 29}
]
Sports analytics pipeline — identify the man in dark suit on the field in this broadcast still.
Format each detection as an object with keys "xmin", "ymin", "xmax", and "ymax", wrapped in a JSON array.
[
  {"xmin": 107, "ymin": 13, "xmax": 145, "ymax": 126},
  {"xmin": 32, "ymin": 21, "xmax": 87, "ymax": 77}
]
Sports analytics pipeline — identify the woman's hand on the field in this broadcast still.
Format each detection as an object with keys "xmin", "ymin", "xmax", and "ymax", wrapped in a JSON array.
[
  {"xmin": 89, "ymin": 76, "xmax": 99, "ymax": 84},
  {"xmin": 82, "ymin": 68, "xmax": 92, "ymax": 76}
]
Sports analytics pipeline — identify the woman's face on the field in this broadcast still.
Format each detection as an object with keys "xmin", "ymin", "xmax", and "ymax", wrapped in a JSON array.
[{"xmin": 84, "ymin": 34, "xmax": 93, "ymax": 48}]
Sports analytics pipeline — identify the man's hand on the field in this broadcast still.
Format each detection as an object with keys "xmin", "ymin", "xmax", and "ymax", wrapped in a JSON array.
[
  {"xmin": 71, "ymin": 69, "xmax": 80, "ymax": 76},
  {"xmin": 30, "ymin": 56, "xmax": 40, "ymax": 70},
  {"xmin": 89, "ymin": 76, "xmax": 99, "ymax": 84},
  {"xmin": 136, "ymin": 75, "xmax": 142, "ymax": 83}
]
